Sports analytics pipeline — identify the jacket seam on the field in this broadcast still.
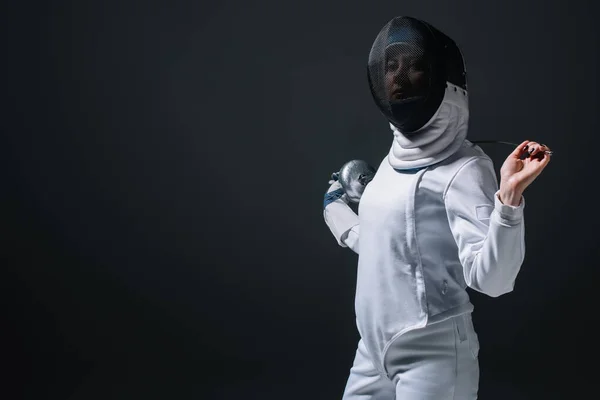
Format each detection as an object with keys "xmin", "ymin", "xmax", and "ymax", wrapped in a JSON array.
[{"xmin": 442, "ymin": 156, "xmax": 493, "ymax": 201}]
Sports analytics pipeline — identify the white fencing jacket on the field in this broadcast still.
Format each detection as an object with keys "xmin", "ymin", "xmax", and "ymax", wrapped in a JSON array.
[{"xmin": 324, "ymin": 83, "xmax": 526, "ymax": 371}]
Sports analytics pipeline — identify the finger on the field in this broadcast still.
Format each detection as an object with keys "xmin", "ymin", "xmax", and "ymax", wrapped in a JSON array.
[
  {"xmin": 327, "ymin": 180, "xmax": 343, "ymax": 192},
  {"xmin": 540, "ymin": 143, "xmax": 553, "ymax": 155},
  {"xmin": 511, "ymin": 140, "xmax": 531, "ymax": 158},
  {"xmin": 537, "ymin": 151, "xmax": 551, "ymax": 167},
  {"xmin": 524, "ymin": 151, "xmax": 551, "ymax": 174},
  {"xmin": 527, "ymin": 141, "xmax": 540, "ymax": 156},
  {"xmin": 529, "ymin": 144, "xmax": 552, "ymax": 161},
  {"xmin": 528, "ymin": 142, "xmax": 553, "ymax": 157}
]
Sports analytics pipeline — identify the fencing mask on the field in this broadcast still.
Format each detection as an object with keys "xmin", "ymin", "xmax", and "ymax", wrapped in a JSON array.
[{"xmin": 367, "ymin": 16, "xmax": 467, "ymax": 134}]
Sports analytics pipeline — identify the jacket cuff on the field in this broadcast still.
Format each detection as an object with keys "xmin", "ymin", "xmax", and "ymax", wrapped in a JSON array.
[{"xmin": 493, "ymin": 190, "xmax": 525, "ymax": 224}]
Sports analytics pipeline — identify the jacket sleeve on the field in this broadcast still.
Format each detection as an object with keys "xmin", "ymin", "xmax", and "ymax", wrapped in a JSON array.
[
  {"xmin": 444, "ymin": 156, "xmax": 526, "ymax": 297},
  {"xmin": 342, "ymin": 225, "xmax": 360, "ymax": 254},
  {"xmin": 323, "ymin": 199, "xmax": 360, "ymax": 254}
]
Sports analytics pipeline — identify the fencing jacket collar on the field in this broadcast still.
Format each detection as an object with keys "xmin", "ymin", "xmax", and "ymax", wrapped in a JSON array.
[{"xmin": 388, "ymin": 82, "xmax": 469, "ymax": 171}]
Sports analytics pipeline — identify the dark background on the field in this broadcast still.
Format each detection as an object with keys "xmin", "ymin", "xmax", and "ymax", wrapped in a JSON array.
[{"xmin": 4, "ymin": 0, "xmax": 598, "ymax": 398}]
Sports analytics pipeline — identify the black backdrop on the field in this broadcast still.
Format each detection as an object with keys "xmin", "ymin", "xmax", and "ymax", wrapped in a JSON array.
[{"xmin": 4, "ymin": 0, "xmax": 598, "ymax": 398}]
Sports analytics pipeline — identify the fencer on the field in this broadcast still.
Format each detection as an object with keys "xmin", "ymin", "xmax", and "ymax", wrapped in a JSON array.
[{"xmin": 323, "ymin": 16, "xmax": 551, "ymax": 400}]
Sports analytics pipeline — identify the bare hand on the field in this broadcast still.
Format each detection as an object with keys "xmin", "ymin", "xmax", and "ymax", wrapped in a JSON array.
[{"xmin": 499, "ymin": 140, "xmax": 551, "ymax": 205}]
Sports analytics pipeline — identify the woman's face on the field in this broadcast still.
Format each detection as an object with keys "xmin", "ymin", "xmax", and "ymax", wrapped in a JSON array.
[{"xmin": 384, "ymin": 43, "xmax": 429, "ymax": 102}]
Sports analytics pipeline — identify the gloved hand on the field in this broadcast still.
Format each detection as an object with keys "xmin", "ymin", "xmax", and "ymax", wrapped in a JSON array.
[
  {"xmin": 323, "ymin": 172, "xmax": 348, "ymax": 209},
  {"xmin": 323, "ymin": 170, "xmax": 359, "ymax": 248}
]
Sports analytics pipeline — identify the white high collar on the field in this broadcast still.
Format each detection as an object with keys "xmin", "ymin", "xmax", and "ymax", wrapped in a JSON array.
[{"xmin": 387, "ymin": 82, "xmax": 469, "ymax": 170}]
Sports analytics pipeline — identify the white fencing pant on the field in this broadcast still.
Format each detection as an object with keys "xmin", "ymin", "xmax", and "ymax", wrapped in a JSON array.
[{"xmin": 342, "ymin": 313, "xmax": 480, "ymax": 400}]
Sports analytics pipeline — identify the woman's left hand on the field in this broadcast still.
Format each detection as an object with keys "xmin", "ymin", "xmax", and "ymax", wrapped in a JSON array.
[{"xmin": 498, "ymin": 140, "xmax": 552, "ymax": 206}]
